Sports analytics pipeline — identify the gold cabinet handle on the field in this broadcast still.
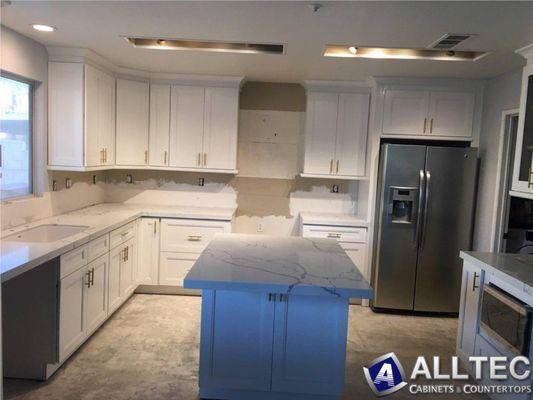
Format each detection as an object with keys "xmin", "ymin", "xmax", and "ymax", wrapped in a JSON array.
[
  {"xmin": 100, "ymin": 149, "xmax": 104, "ymax": 163},
  {"xmin": 144, "ymin": 150, "xmax": 148, "ymax": 164},
  {"xmin": 153, "ymin": 221, "xmax": 157, "ymax": 235},
  {"xmin": 329, "ymin": 159, "xmax": 333, "ymax": 173},
  {"xmin": 197, "ymin": 153, "xmax": 201, "ymax": 166},
  {"xmin": 327, "ymin": 233, "xmax": 341, "ymax": 239},
  {"xmin": 529, "ymin": 168, "xmax": 533, "ymax": 188},
  {"xmin": 85, "ymin": 270, "xmax": 91, "ymax": 288},
  {"xmin": 203, "ymin": 153, "xmax": 207, "ymax": 167},
  {"xmin": 164, "ymin": 151, "xmax": 167, "ymax": 165},
  {"xmin": 104, "ymin": 148, "xmax": 107, "ymax": 163},
  {"xmin": 430, "ymin": 118, "xmax": 434, "ymax": 133},
  {"xmin": 188, "ymin": 235, "xmax": 202, "ymax": 242},
  {"xmin": 423, "ymin": 118, "xmax": 427, "ymax": 133},
  {"xmin": 336, "ymin": 160, "xmax": 339, "ymax": 174}
]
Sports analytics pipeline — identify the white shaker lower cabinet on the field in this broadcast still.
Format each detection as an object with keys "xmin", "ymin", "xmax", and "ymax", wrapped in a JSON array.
[
  {"xmin": 119, "ymin": 238, "xmax": 136, "ymax": 297},
  {"xmin": 137, "ymin": 218, "xmax": 160, "ymax": 285},
  {"xmin": 456, "ymin": 261, "xmax": 484, "ymax": 364},
  {"xmin": 199, "ymin": 290, "xmax": 347, "ymax": 398},
  {"xmin": 59, "ymin": 265, "xmax": 86, "ymax": 362},
  {"xmin": 84, "ymin": 254, "xmax": 108, "ymax": 336},
  {"xmin": 108, "ymin": 244, "xmax": 123, "ymax": 314},
  {"xmin": 159, "ymin": 252, "xmax": 197, "ymax": 286}
]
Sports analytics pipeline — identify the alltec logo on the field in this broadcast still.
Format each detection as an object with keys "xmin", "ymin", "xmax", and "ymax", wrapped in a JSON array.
[{"xmin": 363, "ymin": 352, "xmax": 408, "ymax": 397}]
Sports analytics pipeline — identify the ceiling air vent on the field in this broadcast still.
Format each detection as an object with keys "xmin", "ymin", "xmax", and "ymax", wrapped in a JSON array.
[{"xmin": 429, "ymin": 33, "xmax": 476, "ymax": 50}]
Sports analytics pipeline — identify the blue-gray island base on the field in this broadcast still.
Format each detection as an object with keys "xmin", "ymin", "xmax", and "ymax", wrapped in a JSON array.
[{"xmin": 184, "ymin": 234, "xmax": 373, "ymax": 400}]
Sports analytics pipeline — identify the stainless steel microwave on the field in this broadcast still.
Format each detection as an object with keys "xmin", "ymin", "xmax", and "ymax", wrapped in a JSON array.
[{"xmin": 480, "ymin": 285, "xmax": 532, "ymax": 356}]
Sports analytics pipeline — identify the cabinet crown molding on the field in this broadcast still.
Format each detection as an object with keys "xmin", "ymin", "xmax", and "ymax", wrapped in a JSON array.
[{"xmin": 47, "ymin": 46, "xmax": 244, "ymax": 88}]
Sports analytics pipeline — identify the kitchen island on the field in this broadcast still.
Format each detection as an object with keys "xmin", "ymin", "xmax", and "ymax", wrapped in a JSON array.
[{"xmin": 184, "ymin": 233, "xmax": 373, "ymax": 400}]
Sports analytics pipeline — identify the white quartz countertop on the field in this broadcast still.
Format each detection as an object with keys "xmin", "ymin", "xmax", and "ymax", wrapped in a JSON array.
[
  {"xmin": 299, "ymin": 212, "xmax": 369, "ymax": 227},
  {"xmin": 1, "ymin": 203, "xmax": 235, "ymax": 282},
  {"xmin": 460, "ymin": 251, "xmax": 533, "ymax": 295},
  {"xmin": 184, "ymin": 233, "xmax": 373, "ymax": 299}
]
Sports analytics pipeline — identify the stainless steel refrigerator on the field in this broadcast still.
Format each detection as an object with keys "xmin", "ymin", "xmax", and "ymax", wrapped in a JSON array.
[{"xmin": 371, "ymin": 144, "xmax": 478, "ymax": 313}]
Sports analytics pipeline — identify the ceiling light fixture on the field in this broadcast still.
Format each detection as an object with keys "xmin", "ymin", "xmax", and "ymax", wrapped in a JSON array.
[
  {"xmin": 324, "ymin": 45, "xmax": 487, "ymax": 61},
  {"xmin": 31, "ymin": 24, "xmax": 56, "ymax": 32},
  {"xmin": 125, "ymin": 37, "xmax": 285, "ymax": 55}
]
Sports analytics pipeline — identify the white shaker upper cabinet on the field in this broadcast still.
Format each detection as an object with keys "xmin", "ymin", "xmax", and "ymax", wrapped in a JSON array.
[
  {"xmin": 303, "ymin": 92, "xmax": 339, "ymax": 175},
  {"xmin": 116, "ymin": 79, "xmax": 150, "ymax": 166},
  {"xmin": 202, "ymin": 87, "xmax": 239, "ymax": 170},
  {"xmin": 149, "ymin": 84, "xmax": 171, "ymax": 167},
  {"xmin": 382, "ymin": 89, "xmax": 430, "ymax": 135},
  {"xmin": 428, "ymin": 91, "xmax": 475, "ymax": 138},
  {"xmin": 169, "ymin": 85, "xmax": 205, "ymax": 168},
  {"xmin": 49, "ymin": 62, "xmax": 115, "ymax": 169},
  {"xmin": 335, "ymin": 93, "xmax": 370, "ymax": 176}
]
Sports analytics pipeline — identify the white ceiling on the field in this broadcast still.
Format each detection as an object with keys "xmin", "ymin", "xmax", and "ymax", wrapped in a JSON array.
[{"xmin": 2, "ymin": 1, "xmax": 533, "ymax": 82}]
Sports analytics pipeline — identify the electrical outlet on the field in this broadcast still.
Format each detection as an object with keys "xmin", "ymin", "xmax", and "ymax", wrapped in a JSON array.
[
  {"xmin": 257, "ymin": 223, "xmax": 264, "ymax": 232},
  {"xmin": 126, "ymin": 174, "xmax": 133, "ymax": 184},
  {"xmin": 92, "ymin": 175, "xmax": 97, "ymax": 184},
  {"xmin": 332, "ymin": 184, "xmax": 339, "ymax": 193},
  {"xmin": 65, "ymin": 178, "xmax": 72, "ymax": 189},
  {"xmin": 198, "ymin": 178, "xmax": 205, "ymax": 186},
  {"xmin": 52, "ymin": 180, "xmax": 57, "ymax": 191}
]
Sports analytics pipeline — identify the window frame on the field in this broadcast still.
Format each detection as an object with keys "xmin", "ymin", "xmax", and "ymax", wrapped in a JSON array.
[{"xmin": 0, "ymin": 70, "xmax": 35, "ymax": 202}]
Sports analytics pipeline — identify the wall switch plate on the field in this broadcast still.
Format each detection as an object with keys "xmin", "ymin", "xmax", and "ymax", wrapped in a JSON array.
[
  {"xmin": 257, "ymin": 223, "xmax": 264, "ymax": 232},
  {"xmin": 126, "ymin": 174, "xmax": 133, "ymax": 184},
  {"xmin": 52, "ymin": 180, "xmax": 57, "ymax": 191},
  {"xmin": 332, "ymin": 184, "xmax": 339, "ymax": 193},
  {"xmin": 65, "ymin": 178, "xmax": 72, "ymax": 189},
  {"xmin": 198, "ymin": 178, "xmax": 205, "ymax": 186}
]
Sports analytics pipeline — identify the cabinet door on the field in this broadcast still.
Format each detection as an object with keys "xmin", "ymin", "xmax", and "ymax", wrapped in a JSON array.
[
  {"xmin": 84, "ymin": 64, "xmax": 101, "ymax": 166},
  {"xmin": 48, "ymin": 62, "xmax": 84, "ymax": 167},
  {"xmin": 116, "ymin": 79, "xmax": 149, "ymax": 166},
  {"xmin": 137, "ymin": 218, "xmax": 160, "ymax": 285},
  {"xmin": 456, "ymin": 262, "xmax": 484, "ymax": 361},
  {"xmin": 108, "ymin": 245, "xmax": 123, "ymax": 314},
  {"xmin": 59, "ymin": 266, "xmax": 87, "ymax": 361},
  {"xmin": 169, "ymin": 85, "xmax": 205, "ymax": 168},
  {"xmin": 303, "ymin": 92, "xmax": 338, "ymax": 175},
  {"xmin": 149, "ymin": 84, "xmax": 171, "ymax": 166},
  {"xmin": 382, "ymin": 89, "xmax": 430, "ymax": 135},
  {"xmin": 272, "ymin": 295, "xmax": 348, "ymax": 396},
  {"xmin": 334, "ymin": 93, "xmax": 370, "ymax": 176},
  {"xmin": 99, "ymin": 70, "xmax": 116, "ymax": 165},
  {"xmin": 428, "ymin": 91, "xmax": 475, "ymax": 138},
  {"xmin": 160, "ymin": 218, "xmax": 230, "ymax": 253},
  {"xmin": 199, "ymin": 290, "xmax": 275, "ymax": 391},
  {"xmin": 120, "ymin": 239, "xmax": 136, "ymax": 297},
  {"xmin": 159, "ymin": 252, "xmax": 197, "ymax": 286},
  {"xmin": 202, "ymin": 87, "xmax": 239, "ymax": 170},
  {"xmin": 84, "ymin": 254, "xmax": 108, "ymax": 335}
]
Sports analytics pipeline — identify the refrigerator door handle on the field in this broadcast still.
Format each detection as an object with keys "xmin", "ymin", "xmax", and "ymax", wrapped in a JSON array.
[
  {"xmin": 420, "ymin": 170, "xmax": 431, "ymax": 250},
  {"xmin": 414, "ymin": 169, "xmax": 425, "ymax": 248}
]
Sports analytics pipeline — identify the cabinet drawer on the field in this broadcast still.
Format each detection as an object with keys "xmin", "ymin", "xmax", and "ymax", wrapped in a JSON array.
[
  {"xmin": 60, "ymin": 245, "xmax": 88, "ymax": 279},
  {"xmin": 86, "ymin": 234, "xmax": 109, "ymax": 262},
  {"xmin": 110, "ymin": 221, "xmax": 136, "ymax": 249},
  {"xmin": 160, "ymin": 219, "xmax": 230, "ymax": 253},
  {"xmin": 159, "ymin": 252, "xmax": 198, "ymax": 286},
  {"xmin": 301, "ymin": 225, "xmax": 367, "ymax": 243}
]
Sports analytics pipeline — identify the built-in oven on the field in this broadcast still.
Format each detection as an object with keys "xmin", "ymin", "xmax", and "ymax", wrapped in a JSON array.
[{"xmin": 480, "ymin": 284, "xmax": 533, "ymax": 356}]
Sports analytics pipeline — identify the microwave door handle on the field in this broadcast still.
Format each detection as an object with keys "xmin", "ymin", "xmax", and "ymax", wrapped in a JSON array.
[
  {"xmin": 414, "ymin": 169, "xmax": 425, "ymax": 248},
  {"xmin": 420, "ymin": 170, "xmax": 431, "ymax": 251}
]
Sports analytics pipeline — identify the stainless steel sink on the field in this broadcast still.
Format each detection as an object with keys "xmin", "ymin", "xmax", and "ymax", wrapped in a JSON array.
[{"xmin": 3, "ymin": 224, "xmax": 89, "ymax": 243}]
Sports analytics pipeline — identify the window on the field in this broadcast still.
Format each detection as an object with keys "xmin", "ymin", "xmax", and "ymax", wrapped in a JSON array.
[{"xmin": 0, "ymin": 75, "xmax": 33, "ymax": 200}]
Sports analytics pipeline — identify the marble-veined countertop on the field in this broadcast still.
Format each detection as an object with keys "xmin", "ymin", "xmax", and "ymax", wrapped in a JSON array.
[
  {"xmin": 460, "ymin": 251, "xmax": 533, "ymax": 296},
  {"xmin": 184, "ymin": 233, "xmax": 373, "ymax": 299},
  {"xmin": 1, "ymin": 203, "xmax": 235, "ymax": 282}
]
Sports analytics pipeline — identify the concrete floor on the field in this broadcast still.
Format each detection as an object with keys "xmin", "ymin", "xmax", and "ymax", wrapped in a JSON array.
[{"xmin": 4, "ymin": 294, "xmax": 487, "ymax": 400}]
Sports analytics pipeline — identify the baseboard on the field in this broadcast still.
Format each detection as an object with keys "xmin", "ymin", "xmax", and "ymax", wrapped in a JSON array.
[{"xmin": 135, "ymin": 285, "xmax": 201, "ymax": 296}]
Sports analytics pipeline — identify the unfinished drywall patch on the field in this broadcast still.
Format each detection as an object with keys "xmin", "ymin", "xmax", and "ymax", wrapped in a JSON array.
[{"xmin": 240, "ymin": 82, "xmax": 306, "ymax": 112}]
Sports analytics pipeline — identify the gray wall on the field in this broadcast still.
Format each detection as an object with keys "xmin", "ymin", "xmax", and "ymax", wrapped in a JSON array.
[{"xmin": 473, "ymin": 69, "xmax": 523, "ymax": 251}]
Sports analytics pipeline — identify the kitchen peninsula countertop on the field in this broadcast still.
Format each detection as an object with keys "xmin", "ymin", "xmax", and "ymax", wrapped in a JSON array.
[
  {"xmin": 1, "ymin": 203, "xmax": 236, "ymax": 282},
  {"xmin": 184, "ymin": 233, "xmax": 373, "ymax": 298},
  {"xmin": 460, "ymin": 251, "xmax": 533, "ymax": 295}
]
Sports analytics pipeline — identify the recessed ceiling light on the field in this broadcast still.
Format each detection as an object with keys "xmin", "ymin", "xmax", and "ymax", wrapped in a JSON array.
[
  {"xmin": 125, "ymin": 37, "xmax": 285, "ymax": 55},
  {"xmin": 31, "ymin": 24, "xmax": 56, "ymax": 32},
  {"xmin": 324, "ymin": 45, "xmax": 487, "ymax": 61}
]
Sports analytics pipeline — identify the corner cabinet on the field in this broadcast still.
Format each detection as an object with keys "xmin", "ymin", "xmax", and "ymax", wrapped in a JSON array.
[
  {"xmin": 511, "ymin": 51, "xmax": 533, "ymax": 196},
  {"xmin": 48, "ymin": 62, "xmax": 115, "ymax": 170},
  {"xmin": 302, "ymin": 84, "xmax": 370, "ymax": 179}
]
